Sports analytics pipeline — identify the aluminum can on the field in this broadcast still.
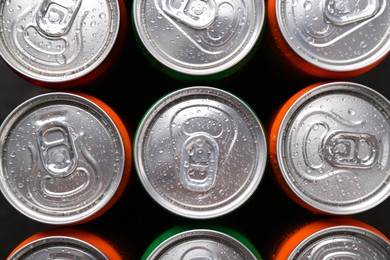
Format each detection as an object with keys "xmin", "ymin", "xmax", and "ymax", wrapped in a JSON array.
[
  {"xmin": 269, "ymin": 81, "xmax": 390, "ymax": 215},
  {"xmin": 132, "ymin": 0, "xmax": 265, "ymax": 81},
  {"xmin": 266, "ymin": 0, "xmax": 390, "ymax": 79},
  {"xmin": 272, "ymin": 218, "xmax": 390, "ymax": 259},
  {"xmin": 0, "ymin": 0, "xmax": 127, "ymax": 89},
  {"xmin": 7, "ymin": 227, "xmax": 129, "ymax": 260},
  {"xmin": 134, "ymin": 86, "xmax": 267, "ymax": 219},
  {"xmin": 0, "ymin": 92, "xmax": 132, "ymax": 225},
  {"xmin": 142, "ymin": 226, "xmax": 262, "ymax": 259}
]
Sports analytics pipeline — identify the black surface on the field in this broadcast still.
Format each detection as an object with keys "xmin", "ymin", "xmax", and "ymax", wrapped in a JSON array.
[{"xmin": 1, "ymin": 0, "xmax": 390, "ymax": 258}]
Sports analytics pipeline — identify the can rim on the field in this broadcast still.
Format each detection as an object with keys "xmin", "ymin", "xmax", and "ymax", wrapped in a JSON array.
[
  {"xmin": 134, "ymin": 86, "xmax": 268, "ymax": 219},
  {"xmin": 8, "ymin": 235, "xmax": 108, "ymax": 259},
  {"xmin": 0, "ymin": 92, "xmax": 126, "ymax": 225},
  {"xmin": 289, "ymin": 225, "xmax": 390, "ymax": 259},
  {"xmin": 276, "ymin": 81, "xmax": 390, "ymax": 215},
  {"xmin": 132, "ymin": 0, "xmax": 265, "ymax": 76},
  {"xmin": 144, "ymin": 228, "xmax": 259, "ymax": 259},
  {"xmin": 274, "ymin": 0, "xmax": 390, "ymax": 72},
  {"xmin": 0, "ymin": 0, "xmax": 122, "ymax": 83}
]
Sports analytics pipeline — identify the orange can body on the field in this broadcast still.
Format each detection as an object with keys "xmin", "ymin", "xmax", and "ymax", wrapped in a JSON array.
[
  {"xmin": 266, "ymin": 0, "xmax": 390, "ymax": 79},
  {"xmin": 272, "ymin": 218, "xmax": 390, "ymax": 259},
  {"xmin": 0, "ymin": 91, "xmax": 132, "ymax": 225},
  {"xmin": 269, "ymin": 81, "xmax": 390, "ymax": 215},
  {"xmin": 0, "ymin": 0, "xmax": 128, "ymax": 89},
  {"xmin": 7, "ymin": 228, "xmax": 130, "ymax": 259}
]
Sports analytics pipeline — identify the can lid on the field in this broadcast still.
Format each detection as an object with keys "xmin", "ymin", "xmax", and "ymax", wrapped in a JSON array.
[
  {"xmin": 276, "ymin": 81, "xmax": 390, "ymax": 214},
  {"xmin": 134, "ymin": 86, "xmax": 267, "ymax": 219},
  {"xmin": 275, "ymin": 0, "xmax": 390, "ymax": 72},
  {"xmin": 0, "ymin": 0, "xmax": 121, "ymax": 83},
  {"xmin": 143, "ymin": 229, "xmax": 259, "ymax": 259},
  {"xmin": 8, "ymin": 236, "xmax": 108, "ymax": 260},
  {"xmin": 0, "ymin": 92, "xmax": 126, "ymax": 224},
  {"xmin": 289, "ymin": 225, "xmax": 390, "ymax": 259},
  {"xmin": 132, "ymin": 0, "xmax": 265, "ymax": 78}
]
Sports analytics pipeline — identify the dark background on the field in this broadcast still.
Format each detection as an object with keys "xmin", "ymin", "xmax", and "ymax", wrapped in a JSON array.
[{"xmin": 1, "ymin": 0, "xmax": 390, "ymax": 258}]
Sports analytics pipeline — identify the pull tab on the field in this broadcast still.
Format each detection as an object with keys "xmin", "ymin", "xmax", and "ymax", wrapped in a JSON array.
[
  {"xmin": 162, "ymin": 0, "xmax": 217, "ymax": 29},
  {"xmin": 180, "ymin": 133, "xmax": 219, "ymax": 192},
  {"xmin": 36, "ymin": 0, "xmax": 82, "ymax": 36},
  {"xmin": 324, "ymin": 0, "xmax": 379, "ymax": 25},
  {"xmin": 37, "ymin": 121, "xmax": 77, "ymax": 178},
  {"xmin": 323, "ymin": 131, "xmax": 379, "ymax": 168}
]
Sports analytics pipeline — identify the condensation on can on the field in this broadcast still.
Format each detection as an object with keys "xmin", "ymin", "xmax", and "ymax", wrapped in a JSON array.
[
  {"xmin": 272, "ymin": 218, "xmax": 390, "ymax": 260},
  {"xmin": 134, "ymin": 86, "xmax": 267, "ymax": 219},
  {"xmin": 0, "ymin": 0, "xmax": 127, "ymax": 89},
  {"xmin": 266, "ymin": 0, "xmax": 390, "ymax": 78},
  {"xmin": 7, "ymin": 227, "xmax": 127, "ymax": 260},
  {"xmin": 142, "ymin": 226, "xmax": 262, "ymax": 260},
  {"xmin": 269, "ymin": 81, "xmax": 390, "ymax": 215},
  {"xmin": 0, "ymin": 92, "xmax": 132, "ymax": 225},
  {"xmin": 132, "ymin": 0, "xmax": 266, "ymax": 81}
]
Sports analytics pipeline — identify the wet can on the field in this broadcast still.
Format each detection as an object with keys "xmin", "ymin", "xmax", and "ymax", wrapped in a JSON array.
[
  {"xmin": 0, "ymin": 0, "xmax": 127, "ymax": 89},
  {"xmin": 272, "ymin": 218, "xmax": 390, "ymax": 259},
  {"xmin": 134, "ymin": 86, "xmax": 267, "ymax": 219},
  {"xmin": 7, "ymin": 227, "xmax": 131, "ymax": 259},
  {"xmin": 132, "ymin": 0, "xmax": 266, "ymax": 81},
  {"xmin": 142, "ymin": 226, "xmax": 262, "ymax": 259},
  {"xmin": 0, "ymin": 91, "xmax": 132, "ymax": 225},
  {"xmin": 266, "ymin": 0, "xmax": 390, "ymax": 79},
  {"xmin": 269, "ymin": 81, "xmax": 390, "ymax": 215}
]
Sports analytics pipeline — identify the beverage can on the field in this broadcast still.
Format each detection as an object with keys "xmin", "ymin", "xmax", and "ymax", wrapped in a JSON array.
[
  {"xmin": 142, "ymin": 226, "xmax": 262, "ymax": 259},
  {"xmin": 0, "ymin": 0, "xmax": 127, "ymax": 88},
  {"xmin": 269, "ymin": 81, "xmax": 390, "ymax": 215},
  {"xmin": 266, "ymin": 0, "xmax": 390, "ymax": 78},
  {"xmin": 132, "ymin": 0, "xmax": 266, "ymax": 81},
  {"xmin": 0, "ymin": 91, "xmax": 132, "ymax": 225},
  {"xmin": 7, "ymin": 227, "xmax": 129, "ymax": 260},
  {"xmin": 134, "ymin": 86, "xmax": 267, "ymax": 219},
  {"xmin": 272, "ymin": 218, "xmax": 390, "ymax": 259}
]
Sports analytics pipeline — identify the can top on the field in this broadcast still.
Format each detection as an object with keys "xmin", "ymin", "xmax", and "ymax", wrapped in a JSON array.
[
  {"xmin": 132, "ymin": 0, "xmax": 265, "ymax": 78},
  {"xmin": 289, "ymin": 225, "xmax": 390, "ymax": 259},
  {"xmin": 8, "ymin": 236, "xmax": 108, "ymax": 260},
  {"xmin": 144, "ymin": 229, "xmax": 259, "ymax": 259},
  {"xmin": 276, "ymin": 81, "xmax": 390, "ymax": 214},
  {"xmin": 134, "ymin": 86, "xmax": 267, "ymax": 219},
  {"xmin": 0, "ymin": 92, "xmax": 126, "ymax": 225},
  {"xmin": 275, "ymin": 0, "xmax": 390, "ymax": 72},
  {"xmin": 0, "ymin": 0, "xmax": 121, "ymax": 83}
]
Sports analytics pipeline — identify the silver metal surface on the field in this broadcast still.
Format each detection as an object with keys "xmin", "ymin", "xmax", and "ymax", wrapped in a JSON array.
[
  {"xmin": 146, "ymin": 229, "xmax": 257, "ymax": 259},
  {"xmin": 289, "ymin": 226, "xmax": 390, "ymax": 259},
  {"xmin": 133, "ymin": 0, "xmax": 265, "ymax": 76},
  {"xmin": 0, "ymin": 0, "xmax": 121, "ymax": 83},
  {"xmin": 134, "ymin": 86, "xmax": 267, "ymax": 219},
  {"xmin": 8, "ymin": 236, "xmax": 108, "ymax": 260},
  {"xmin": 276, "ymin": 81, "xmax": 390, "ymax": 214},
  {"xmin": 0, "ymin": 92, "xmax": 125, "ymax": 224},
  {"xmin": 275, "ymin": 0, "xmax": 390, "ymax": 72}
]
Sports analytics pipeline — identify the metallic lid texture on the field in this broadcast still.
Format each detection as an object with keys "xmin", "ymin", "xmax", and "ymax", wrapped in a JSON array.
[
  {"xmin": 134, "ymin": 86, "xmax": 267, "ymax": 219},
  {"xmin": 273, "ymin": 0, "xmax": 390, "ymax": 73},
  {"xmin": 0, "ymin": 92, "xmax": 128, "ymax": 225},
  {"xmin": 8, "ymin": 236, "xmax": 109, "ymax": 260},
  {"xmin": 144, "ymin": 229, "xmax": 260, "ymax": 259},
  {"xmin": 132, "ymin": 0, "xmax": 265, "ymax": 78},
  {"xmin": 288, "ymin": 225, "xmax": 390, "ymax": 259},
  {"xmin": 271, "ymin": 81, "xmax": 390, "ymax": 215},
  {"xmin": 0, "ymin": 0, "xmax": 122, "ymax": 85}
]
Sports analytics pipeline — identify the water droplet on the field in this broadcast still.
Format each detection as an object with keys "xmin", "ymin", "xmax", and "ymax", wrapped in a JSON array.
[{"xmin": 303, "ymin": 1, "xmax": 312, "ymax": 10}]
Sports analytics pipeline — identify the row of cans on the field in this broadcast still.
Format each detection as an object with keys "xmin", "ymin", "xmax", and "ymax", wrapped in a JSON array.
[
  {"xmin": 6, "ymin": 218, "xmax": 390, "ymax": 259},
  {"xmin": 1, "ymin": 81, "xmax": 390, "ymax": 226},
  {"xmin": 0, "ymin": 0, "xmax": 389, "ymax": 88}
]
